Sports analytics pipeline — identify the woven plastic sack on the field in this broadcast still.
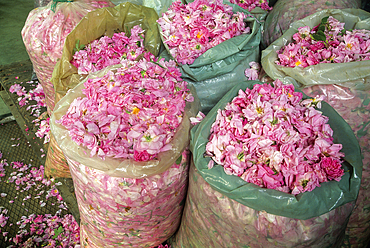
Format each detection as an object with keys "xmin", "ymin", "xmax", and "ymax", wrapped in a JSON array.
[
  {"xmin": 261, "ymin": 8, "xmax": 370, "ymax": 247},
  {"xmin": 45, "ymin": 2, "xmax": 161, "ymax": 178},
  {"xmin": 171, "ymin": 80, "xmax": 363, "ymax": 247},
  {"xmin": 262, "ymin": 0, "xmax": 361, "ymax": 47},
  {"xmin": 50, "ymin": 64, "xmax": 199, "ymax": 246},
  {"xmin": 21, "ymin": 0, "xmax": 115, "ymax": 116},
  {"xmin": 159, "ymin": 1, "xmax": 265, "ymax": 114}
]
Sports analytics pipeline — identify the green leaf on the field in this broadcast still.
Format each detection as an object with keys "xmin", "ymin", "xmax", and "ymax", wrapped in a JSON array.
[
  {"xmin": 125, "ymin": 25, "xmax": 131, "ymax": 37},
  {"xmin": 321, "ymin": 16, "xmax": 329, "ymax": 25},
  {"xmin": 237, "ymin": 152, "xmax": 244, "ymax": 161},
  {"xmin": 52, "ymin": 226, "xmax": 64, "ymax": 239},
  {"xmin": 73, "ymin": 39, "xmax": 84, "ymax": 54},
  {"xmin": 311, "ymin": 30, "xmax": 326, "ymax": 42},
  {"xmin": 270, "ymin": 118, "xmax": 278, "ymax": 125},
  {"xmin": 175, "ymin": 155, "xmax": 182, "ymax": 165},
  {"xmin": 75, "ymin": 40, "xmax": 80, "ymax": 49},
  {"xmin": 318, "ymin": 24, "xmax": 326, "ymax": 33}
]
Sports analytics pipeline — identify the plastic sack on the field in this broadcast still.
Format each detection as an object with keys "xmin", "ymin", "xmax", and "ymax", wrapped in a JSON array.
[
  {"xmin": 261, "ymin": 8, "xmax": 370, "ymax": 86},
  {"xmin": 34, "ymin": 0, "xmax": 52, "ymax": 7},
  {"xmin": 172, "ymin": 80, "xmax": 362, "ymax": 247},
  {"xmin": 21, "ymin": 0, "xmax": 115, "ymax": 116},
  {"xmin": 110, "ymin": 0, "xmax": 178, "ymax": 16},
  {"xmin": 51, "ymin": 2, "xmax": 161, "ymax": 103},
  {"xmin": 159, "ymin": 49, "xmax": 254, "ymax": 114},
  {"xmin": 45, "ymin": 2, "xmax": 161, "ymax": 178},
  {"xmin": 172, "ymin": 161, "xmax": 356, "ymax": 247},
  {"xmin": 261, "ymin": 9, "xmax": 370, "ymax": 246},
  {"xmin": 262, "ymin": 0, "xmax": 361, "ymax": 47},
  {"xmin": 302, "ymin": 85, "xmax": 370, "ymax": 247},
  {"xmin": 183, "ymin": 0, "xmax": 271, "ymax": 20},
  {"xmin": 160, "ymin": 1, "xmax": 265, "ymax": 83},
  {"xmin": 159, "ymin": 1, "xmax": 265, "ymax": 114},
  {"xmin": 68, "ymin": 149, "xmax": 190, "ymax": 247},
  {"xmin": 50, "ymin": 62, "xmax": 199, "ymax": 246},
  {"xmin": 50, "ymin": 63, "xmax": 200, "ymax": 178},
  {"xmin": 44, "ymin": 133, "xmax": 70, "ymax": 178}
]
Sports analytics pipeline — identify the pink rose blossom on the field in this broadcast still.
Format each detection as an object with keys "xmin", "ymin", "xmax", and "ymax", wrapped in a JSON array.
[{"xmin": 320, "ymin": 157, "xmax": 344, "ymax": 181}]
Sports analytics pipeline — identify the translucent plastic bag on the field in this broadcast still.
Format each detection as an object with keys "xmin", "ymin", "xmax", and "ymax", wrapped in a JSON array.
[
  {"xmin": 172, "ymin": 162, "xmax": 356, "ymax": 248},
  {"xmin": 159, "ymin": 2, "xmax": 264, "ymax": 83},
  {"xmin": 45, "ymin": 2, "xmax": 161, "ymax": 178},
  {"xmin": 302, "ymin": 85, "xmax": 370, "ymax": 247},
  {"xmin": 50, "ymin": 63, "xmax": 200, "ymax": 178},
  {"xmin": 44, "ymin": 133, "xmax": 70, "ymax": 178},
  {"xmin": 262, "ymin": 0, "xmax": 361, "ymax": 47},
  {"xmin": 160, "ymin": 49, "xmax": 255, "ymax": 114},
  {"xmin": 111, "ymin": 0, "xmax": 178, "ymax": 16},
  {"xmin": 159, "ymin": 1, "xmax": 265, "ymax": 113},
  {"xmin": 261, "ymin": 9, "xmax": 370, "ymax": 247},
  {"xmin": 50, "ymin": 64, "xmax": 199, "ymax": 246},
  {"xmin": 51, "ymin": 2, "xmax": 161, "ymax": 104},
  {"xmin": 172, "ymin": 80, "xmax": 362, "ymax": 247},
  {"xmin": 68, "ymin": 150, "xmax": 190, "ymax": 247},
  {"xmin": 261, "ymin": 9, "xmax": 370, "ymax": 86},
  {"xmin": 21, "ymin": 0, "xmax": 115, "ymax": 116},
  {"xmin": 34, "ymin": 0, "xmax": 52, "ymax": 8}
]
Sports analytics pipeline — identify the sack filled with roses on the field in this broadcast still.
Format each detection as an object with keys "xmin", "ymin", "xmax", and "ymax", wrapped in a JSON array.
[
  {"xmin": 261, "ymin": 8, "xmax": 370, "ymax": 246},
  {"xmin": 50, "ymin": 55, "xmax": 200, "ymax": 247},
  {"xmin": 170, "ymin": 80, "xmax": 362, "ymax": 247},
  {"xmin": 22, "ymin": 0, "xmax": 115, "ymax": 117},
  {"xmin": 45, "ymin": 2, "xmax": 161, "ymax": 178},
  {"xmin": 261, "ymin": 0, "xmax": 361, "ymax": 48},
  {"xmin": 157, "ymin": 0, "xmax": 270, "ymax": 113}
]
